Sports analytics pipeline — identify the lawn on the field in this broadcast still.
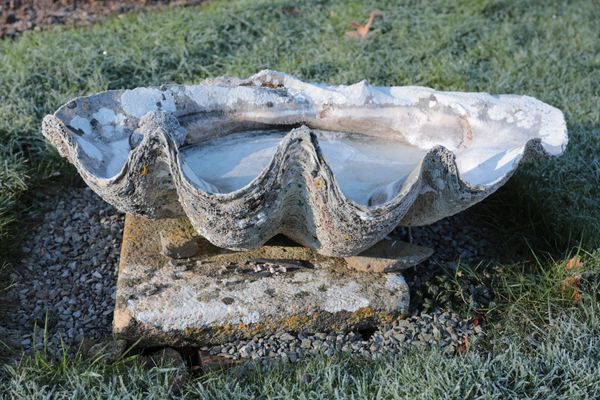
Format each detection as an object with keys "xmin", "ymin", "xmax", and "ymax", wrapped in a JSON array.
[{"xmin": 0, "ymin": 0, "xmax": 599, "ymax": 398}]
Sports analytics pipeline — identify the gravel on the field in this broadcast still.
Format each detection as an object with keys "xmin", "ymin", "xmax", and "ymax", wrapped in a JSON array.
[
  {"xmin": 395, "ymin": 209, "xmax": 495, "ymax": 267},
  {"xmin": 394, "ymin": 210, "xmax": 498, "ymax": 313},
  {"xmin": 6, "ymin": 186, "xmax": 493, "ymax": 360},
  {"xmin": 6, "ymin": 187, "xmax": 124, "ymax": 357},
  {"xmin": 201, "ymin": 309, "xmax": 482, "ymax": 364}
]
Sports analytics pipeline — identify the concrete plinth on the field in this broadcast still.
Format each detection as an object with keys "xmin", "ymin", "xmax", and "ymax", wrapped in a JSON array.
[{"xmin": 114, "ymin": 215, "xmax": 430, "ymax": 347}]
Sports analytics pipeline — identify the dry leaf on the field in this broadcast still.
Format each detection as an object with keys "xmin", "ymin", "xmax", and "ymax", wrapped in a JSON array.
[
  {"xmin": 345, "ymin": 11, "xmax": 382, "ymax": 39},
  {"xmin": 471, "ymin": 314, "xmax": 484, "ymax": 328},
  {"xmin": 572, "ymin": 286, "xmax": 581, "ymax": 303},
  {"xmin": 566, "ymin": 255, "xmax": 583, "ymax": 271},
  {"xmin": 458, "ymin": 335, "xmax": 470, "ymax": 354},
  {"xmin": 561, "ymin": 256, "xmax": 583, "ymax": 304},
  {"xmin": 561, "ymin": 275, "xmax": 582, "ymax": 303}
]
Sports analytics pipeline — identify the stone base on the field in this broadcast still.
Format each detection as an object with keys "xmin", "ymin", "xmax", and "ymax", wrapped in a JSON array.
[{"xmin": 114, "ymin": 215, "xmax": 430, "ymax": 347}]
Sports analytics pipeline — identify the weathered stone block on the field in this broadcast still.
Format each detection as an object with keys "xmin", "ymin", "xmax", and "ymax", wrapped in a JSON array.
[{"xmin": 114, "ymin": 215, "xmax": 416, "ymax": 347}]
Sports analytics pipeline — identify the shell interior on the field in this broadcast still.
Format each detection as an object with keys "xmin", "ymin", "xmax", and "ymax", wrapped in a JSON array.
[
  {"xmin": 52, "ymin": 70, "xmax": 567, "ymax": 209},
  {"xmin": 179, "ymin": 129, "xmax": 427, "ymax": 205}
]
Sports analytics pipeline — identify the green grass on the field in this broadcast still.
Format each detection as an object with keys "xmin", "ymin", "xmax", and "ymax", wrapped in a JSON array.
[
  {"xmin": 0, "ymin": 0, "xmax": 599, "ymax": 397},
  {"xmin": 1, "ymin": 251, "xmax": 599, "ymax": 399},
  {"xmin": 1, "ymin": 250, "xmax": 598, "ymax": 399}
]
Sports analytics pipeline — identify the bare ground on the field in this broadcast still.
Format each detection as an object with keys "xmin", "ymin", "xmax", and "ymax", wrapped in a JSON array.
[{"xmin": 0, "ymin": 0, "xmax": 206, "ymax": 38}]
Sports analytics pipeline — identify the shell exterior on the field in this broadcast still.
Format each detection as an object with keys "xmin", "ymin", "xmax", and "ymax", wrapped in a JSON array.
[{"xmin": 42, "ymin": 70, "xmax": 567, "ymax": 256}]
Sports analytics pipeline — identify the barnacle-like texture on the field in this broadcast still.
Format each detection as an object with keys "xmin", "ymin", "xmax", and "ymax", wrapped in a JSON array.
[{"xmin": 42, "ymin": 70, "xmax": 567, "ymax": 256}]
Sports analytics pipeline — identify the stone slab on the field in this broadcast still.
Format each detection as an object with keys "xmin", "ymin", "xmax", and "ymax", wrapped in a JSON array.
[{"xmin": 114, "ymin": 215, "xmax": 424, "ymax": 347}]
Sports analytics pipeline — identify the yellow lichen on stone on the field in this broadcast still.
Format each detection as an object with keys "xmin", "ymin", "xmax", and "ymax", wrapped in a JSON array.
[
  {"xmin": 282, "ymin": 315, "xmax": 311, "ymax": 331},
  {"xmin": 377, "ymin": 312, "xmax": 394, "ymax": 323},
  {"xmin": 350, "ymin": 306, "xmax": 374, "ymax": 322}
]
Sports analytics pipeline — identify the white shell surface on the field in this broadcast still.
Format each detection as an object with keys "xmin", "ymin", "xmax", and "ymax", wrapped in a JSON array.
[
  {"xmin": 180, "ymin": 129, "xmax": 427, "ymax": 205},
  {"xmin": 42, "ymin": 70, "xmax": 567, "ymax": 256}
]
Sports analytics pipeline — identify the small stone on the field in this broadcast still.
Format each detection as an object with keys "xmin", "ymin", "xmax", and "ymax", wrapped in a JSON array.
[
  {"xmin": 8, "ymin": 183, "xmax": 489, "ymax": 361},
  {"xmin": 150, "ymin": 348, "xmax": 189, "ymax": 393},
  {"xmin": 280, "ymin": 332, "xmax": 294, "ymax": 342},
  {"xmin": 392, "ymin": 332, "xmax": 406, "ymax": 343},
  {"xmin": 239, "ymin": 345, "xmax": 252, "ymax": 358},
  {"xmin": 87, "ymin": 339, "xmax": 128, "ymax": 363},
  {"xmin": 396, "ymin": 319, "xmax": 410, "ymax": 328}
]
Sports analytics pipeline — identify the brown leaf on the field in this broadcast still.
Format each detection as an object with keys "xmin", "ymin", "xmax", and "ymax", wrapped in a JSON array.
[
  {"xmin": 572, "ymin": 288, "xmax": 581, "ymax": 303},
  {"xmin": 458, "ymin": 335, "xmax": 470, "ymax": 354},
  {"xmin": 471, "ymin": 314, "xmax": 484, "ymax": 327},
  {"xmin": 566, "ymin": 255, "xmax": 583, "ymax": 271},
  {"xmin": 561, "ymin": 275, "xmax": 582, "ymax": 303},
  {"xmin": 345, "ymin": 11, "xmax": 383, "ymax": 39},
  {"xmin": 561, "ymin": 256, "xmax": 583, "ymax": 304}
]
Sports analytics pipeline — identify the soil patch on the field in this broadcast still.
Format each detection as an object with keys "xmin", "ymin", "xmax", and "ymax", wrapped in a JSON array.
[{"xmin": 1, "ymin": 0, "xmax": 206, "ymax": 39}]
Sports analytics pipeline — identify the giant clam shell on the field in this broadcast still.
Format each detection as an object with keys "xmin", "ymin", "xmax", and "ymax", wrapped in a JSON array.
[{"xmin": 42, "ymin": 70, "xmax": 567, "ymax": 256}]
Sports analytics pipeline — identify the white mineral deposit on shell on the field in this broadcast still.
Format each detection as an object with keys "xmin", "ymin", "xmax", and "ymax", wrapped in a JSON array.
[{"xmin": 42, "ymin": 70, "xmax": 568, "ymax": 257}]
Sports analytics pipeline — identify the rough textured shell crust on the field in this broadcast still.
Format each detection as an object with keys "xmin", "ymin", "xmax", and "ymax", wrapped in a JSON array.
[{"xmin": 42, "ymin": 71, "xmax": 567, "ymax": 256}]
